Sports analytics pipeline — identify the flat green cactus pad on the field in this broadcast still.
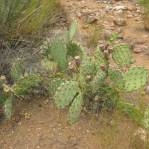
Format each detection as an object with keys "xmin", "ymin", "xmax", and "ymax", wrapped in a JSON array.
[
  {"xmin": 112, "ymin": 44, "xmax": 132, "ymax": 67},
  {"xmin": 80, "ymin": 54, "xmax": 96, "ymax": 76},
  {"xmin": 143, "ymin": 107, "xmax": 149, "ymax": 129},
  {"xmin": 91, "ymin": 69, "xmax": 106, "ymax": 92},
  {"xmin": 108, "ymin": 68, "xmax": 124, "ymax": 89},
  {"xmin": 50, "ymin": 38, "xmax": 67, "ymax": 71},
  {"xmin": 123, "ymin": 67, "xmax": 148, "ymax": 91},
  {"xmin": 68, "ymin": 92, "xmax": 83, "ymax": 124},
  {"xmin": 4, "ymin": 94, "xmax": 13, "ymax": 119},
  {"xmin": 54, "ymin": 81, "xmax": 80, "ymax": 109},
  {"xmin": 94, "ymin": 47, "xmax": 107, "ymax": 67},
  {"xmin": 48, "ymin": 78, "xmax": 66, "ymax": 96},
  {"xmin": 10, "ymin": 59, "xmax": 24, "ymax": 82}
]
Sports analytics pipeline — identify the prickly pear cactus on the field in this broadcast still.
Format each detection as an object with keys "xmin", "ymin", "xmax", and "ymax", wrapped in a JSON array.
[
  {"xmin": 91, "ymin": 69, "xmax": 106, "ymax": 92},
  {"xmin": 10, "ymin": 58, "xmax": 24, "ymax": 82},
  {"xmin": 108, "ymin": 68, "xmax": 124, "ymax": 89},
  {"xmin": 65, "ymin": 20, "xmax": 77, "ymax": 42},
  {"xmin": 142, "ymin": 107, "xmax": 149, "ymax": 129},
  {"xmin": 68, "ymin": 92, "xmax": 83, "ymax": 124},
  {"xmin": 123, "ymin": 67, "xmax": 148, "ymax": 92},
  {"xmin": 12, "ymin": 74, "xmax": 41, "ymax": 95},
  {"xmin": 49, "ymin": 38, "xmax": 67, "ymax": 71},
  {"xmin": 4, "ymin": 94, "xmax": 13, "ymax": 119},
  {"xmin": 94, "ymin": 47, "xmax": 107, "ymax": 67},
  {"xmin": 54, "ymin": 81, "xmax": 80, "ymax": 109},
  {"xmin": 80, "ymin": 54, "xmax": 96, "ymax": 76},
  {"xmin": 112, "ymin": 44, "xmax": 132, "ymax": 67},
  {"xmin": 48, "ymin": 78, "xmax": 66, "ymax": 96}
]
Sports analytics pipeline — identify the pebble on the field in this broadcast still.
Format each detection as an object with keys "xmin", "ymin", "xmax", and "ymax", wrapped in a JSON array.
[
  {"xmin": 113, "ymin": 18, "xmax": 127, "ymax": 26},
  {"xmin": 133, "ymin": 44, "xmax": 147, "ymax": 54},
  {"xmin": 132, "ymin": 128, "xmax": 147, "ymax": 148}
]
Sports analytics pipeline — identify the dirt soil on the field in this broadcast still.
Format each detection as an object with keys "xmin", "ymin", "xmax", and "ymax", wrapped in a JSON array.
[{"xmin": 1, "ymin": 0, "xmax": 149, "ymax": 149}]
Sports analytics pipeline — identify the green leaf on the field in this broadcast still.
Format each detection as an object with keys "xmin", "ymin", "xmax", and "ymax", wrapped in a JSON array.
[
  {"xmin": 68, "ymin": 92, "xmax": 83, "ymax": 124},
  {"xmin": 123, "ymin": 67, "xmax": 148, "ymax": 92},
  {"xmin": 112, "ymin": 44, "xmax": 132, "ymax": 67}
]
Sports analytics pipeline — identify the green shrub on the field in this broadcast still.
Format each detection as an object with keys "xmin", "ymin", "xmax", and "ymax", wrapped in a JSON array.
[{"xmin": 0, "ymin": 0, "xmax": 56, "ymax": 38}]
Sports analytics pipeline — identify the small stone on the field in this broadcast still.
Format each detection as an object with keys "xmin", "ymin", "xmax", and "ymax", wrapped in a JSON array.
[
  {"xmin": 83, "ymin": 15, "xmax": 98, "ymax": 24},
  {"xmin": 133, "ymin": 44, "xmax": 147, "ymax": 54},
  {"xmin": 132, "ymin": 128, "xmax": 147, "ymax": 149},
  {"xmin": 113, "ymin": 18, "xmax": 127, "ymax": 26}
]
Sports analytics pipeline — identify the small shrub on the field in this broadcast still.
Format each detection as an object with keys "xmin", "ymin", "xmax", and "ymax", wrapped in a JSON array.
[{"xmin": 0, "ymin": 0, "xmax": 57, "ymax": 38}]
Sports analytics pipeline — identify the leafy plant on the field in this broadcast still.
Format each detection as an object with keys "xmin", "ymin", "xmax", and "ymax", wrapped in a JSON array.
[{"xmin": 0, "ymin": 0, "xmax": 57, "ymax": 38}]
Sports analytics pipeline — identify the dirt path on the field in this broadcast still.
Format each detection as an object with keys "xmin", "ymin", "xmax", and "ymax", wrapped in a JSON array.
[
  {"xmin": 1, "ymin": 0, "xmax": 149, "ymax": 149},
  {"xmin": 0, "ymin": 98, "xmax": 138, "ymax": 149}
]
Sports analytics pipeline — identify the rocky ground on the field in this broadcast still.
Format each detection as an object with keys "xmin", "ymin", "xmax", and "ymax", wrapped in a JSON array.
[{"xmin": 0, "ymin": 0, "xmax": 149, "ymax": 148}]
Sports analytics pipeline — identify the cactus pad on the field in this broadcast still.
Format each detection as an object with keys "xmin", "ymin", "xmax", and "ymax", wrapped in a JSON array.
[
  {"xmin": 143, "ymin": 107, "xmax": 149, "ymax": 129},
  {"xmin": 91, "ymin": 69, "xmax": 106, "ymax": 92},
  {"xmin": 80, "ymin": 54, "xmax": 96, "ymax": 76},
  {"xmin": 54, "ymin": 81, "xmax": 80, "ymax": 109},
  {"xmin": 68, "ymin": 92, "xmax": 83, "ymax": 124},
  {"xmin": 123, "ymin": 67, "xmax": 148, "ymax": 91},
  {"xmin": 65, "ymin": 20, "xmax": 77, "ymax": 42},
  {"xmin": 49, "ymin": 38, "xmax": 67, "ymax": 71},
  {"xmin": 48, "ymin": 78, "xmax": 66, "ymax": 96},
  {"xmin": 10, "ymin": 58, "xmax": 24, "ymax": 82},
  {"xmin": 94, "ymin": 47, "xmax": 107, "ymax": 67},
  {"xmin": 108, "ymin": 68, "xmax": 124, "ymax": 89},
  {"xmin": 112, "ymin": 44, "xmax": 132, "ymax": 67},
  {"xmin": 4, "ymin": 94, "xmax": 13, "ymax": 119}
]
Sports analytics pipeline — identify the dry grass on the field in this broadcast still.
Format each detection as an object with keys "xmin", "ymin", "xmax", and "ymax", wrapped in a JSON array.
[{"xmin": 0, "ymin": 0, "xmax": 57, "ymax": 38}]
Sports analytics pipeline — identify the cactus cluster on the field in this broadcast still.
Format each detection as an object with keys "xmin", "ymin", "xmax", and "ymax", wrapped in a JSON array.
[{"xmin": 0, "ymin": 22, "xmax": 148, "ymax": 127}]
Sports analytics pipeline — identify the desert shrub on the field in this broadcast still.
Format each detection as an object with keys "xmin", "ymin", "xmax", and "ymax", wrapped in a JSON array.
[{"xmin": 0, "ymin": 0, "xmax": 56, "ymax": 38}]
